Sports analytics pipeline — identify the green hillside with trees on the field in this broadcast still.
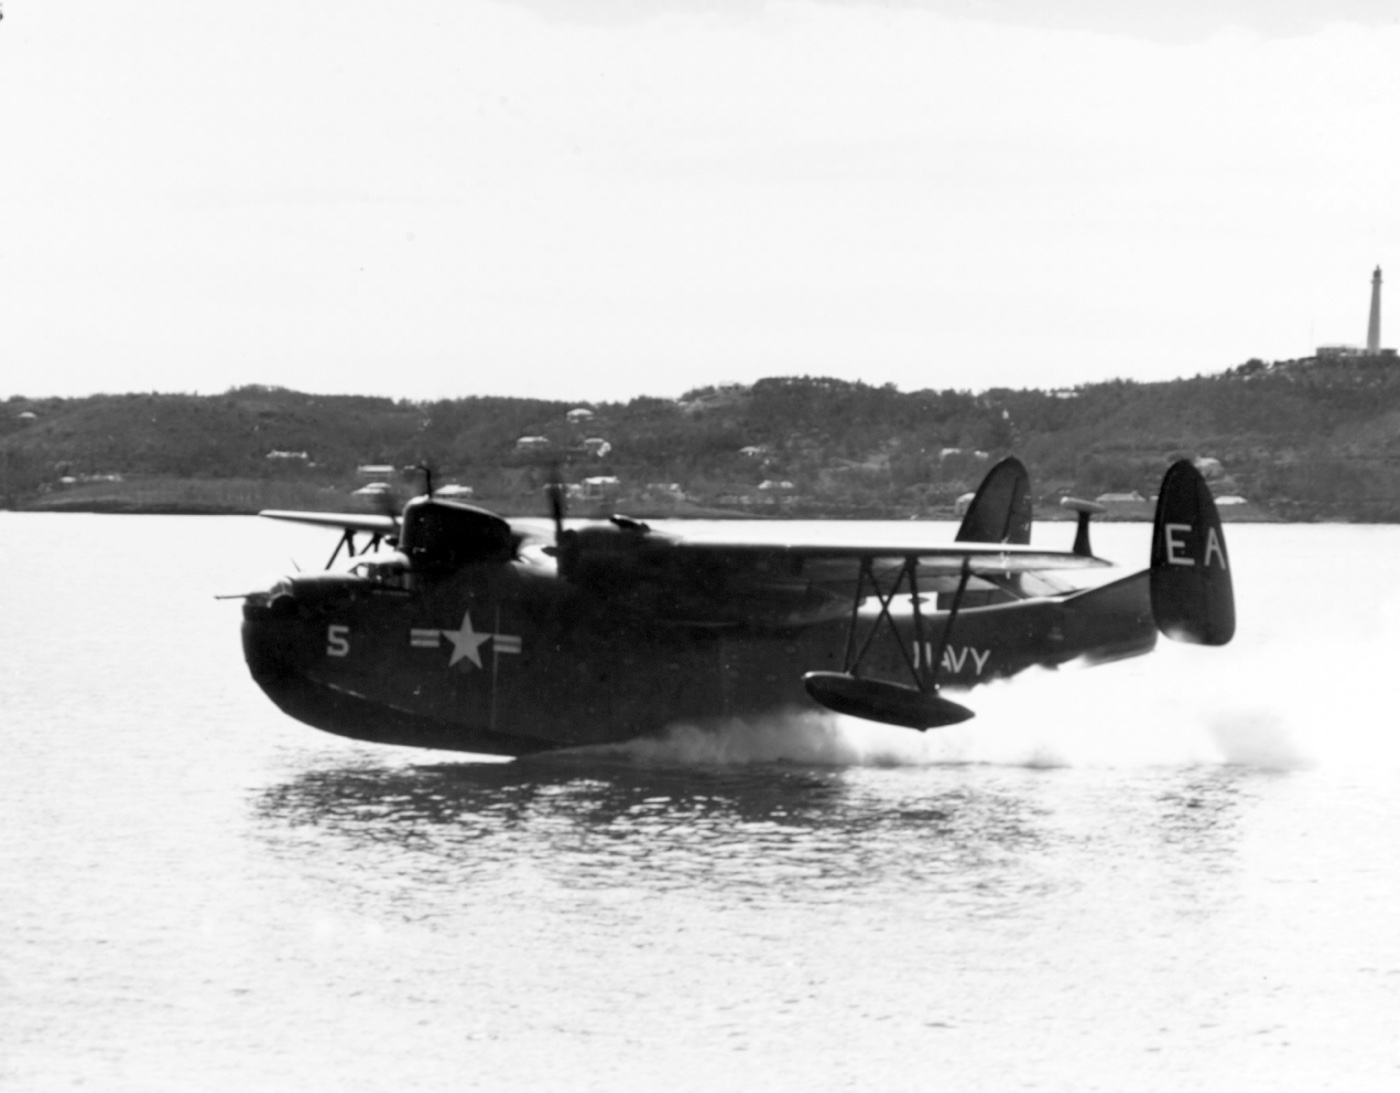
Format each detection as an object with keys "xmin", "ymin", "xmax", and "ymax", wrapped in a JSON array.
[{"xmin": 5, "ymin": 354, "xmax": 1400, "ymax": 520}]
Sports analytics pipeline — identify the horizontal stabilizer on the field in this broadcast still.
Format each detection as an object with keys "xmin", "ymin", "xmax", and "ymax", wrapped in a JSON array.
[
  {"xmin": 1149, "ymin": 461, "xmax": 1235, "ymax": 645},
  {"xmin": 803, "ymin": 672, "xmax": 975, "ymax": 730}
]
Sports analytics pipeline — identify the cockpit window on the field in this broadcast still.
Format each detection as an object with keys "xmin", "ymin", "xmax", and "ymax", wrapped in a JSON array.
[{"xmin": 351, "ymin": 555, "xmax": 413, "ymax": 591}]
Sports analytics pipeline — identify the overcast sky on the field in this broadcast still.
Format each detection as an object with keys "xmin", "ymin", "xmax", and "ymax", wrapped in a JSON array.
[{"xmin": 3, "ymin": 1, "xmax": 1399, "ymax": 402}]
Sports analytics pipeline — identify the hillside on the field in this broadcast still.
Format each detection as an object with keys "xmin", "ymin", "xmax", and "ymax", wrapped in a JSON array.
[{"xmin": 5, "ymin": 356, "xmax": 1400, "ymax": 520}]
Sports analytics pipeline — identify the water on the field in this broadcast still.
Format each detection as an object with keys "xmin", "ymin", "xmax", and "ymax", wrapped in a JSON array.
[{"xmin": 2, "ymin": 514, "xmax": 1398, "ymax": 1091}]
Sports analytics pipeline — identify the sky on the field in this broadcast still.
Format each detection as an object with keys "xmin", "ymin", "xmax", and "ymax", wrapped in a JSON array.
[{"xmin": 2, "ymin": 1, "xmax": 1400, "ymax": 403}]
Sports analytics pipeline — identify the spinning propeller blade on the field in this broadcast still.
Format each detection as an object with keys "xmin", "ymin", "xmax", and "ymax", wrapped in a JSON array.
[
  {"xmin": 371, "ymin": 486, "xmax": 401, "ymax": 536},
  {"xmin": 547, "ymin": 464, "xmax": 566, "ymax": 544}
]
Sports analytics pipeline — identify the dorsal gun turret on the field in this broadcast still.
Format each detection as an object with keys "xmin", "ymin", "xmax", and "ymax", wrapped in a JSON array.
[{"xmin": 398, "ymin": 497, "xmax": 515, "ymax": 571}]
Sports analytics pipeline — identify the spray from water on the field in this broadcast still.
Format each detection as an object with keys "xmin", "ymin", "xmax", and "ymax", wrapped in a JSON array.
[
  {"xmin": 554, "ymin": 646, "xmax": 1326, "ymax": 772},
  {"xmin": 587, "ymin": 710, "xmax": 939, "ymax": 767},
  {"xmin": 546, "ymin": 526, "xmax": 1400, "ymax": 774}
]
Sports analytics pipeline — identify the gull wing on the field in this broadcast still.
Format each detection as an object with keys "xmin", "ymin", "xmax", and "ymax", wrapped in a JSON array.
[
  {"xmin": 259, "ymin": 510, "xmax": 398, "ymax": 535},
  {"xmin": 556, "ymin": 521, "xmax": 1110, "ymax": 627},
  {"xmin": 671, "ymin": 536, "xmax": 1107, "ymax": 601}
]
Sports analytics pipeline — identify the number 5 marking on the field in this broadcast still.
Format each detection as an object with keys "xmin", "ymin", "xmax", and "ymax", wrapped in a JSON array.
[{"xmin": 327, "ymin": 624, "xmax": 350, "ymax": 657}]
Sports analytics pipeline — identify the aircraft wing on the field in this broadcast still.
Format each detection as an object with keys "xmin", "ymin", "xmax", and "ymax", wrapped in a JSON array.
[
  {"xmin": 556, "ymin": 522, "xmax": 1110, "ymax": 627},
  {"xmin": 259, "ymin": 510, "xmax": 398, "ymax": 534},
  {"xmin": 666, "ymin": 534, "xmax": 1102, "ymax": 574}
]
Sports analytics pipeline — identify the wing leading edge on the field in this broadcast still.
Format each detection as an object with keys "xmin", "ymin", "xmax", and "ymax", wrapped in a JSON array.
[
  {"xmin": 657, "ymin": 534, "xmax": 1107, "ymax": 578},
  {"xmin": 259, "ymin": 510, "xmax": 399, "ymax": 535}
]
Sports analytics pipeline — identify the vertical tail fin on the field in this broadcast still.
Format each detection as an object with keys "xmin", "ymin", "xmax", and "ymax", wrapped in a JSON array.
[
  {"xmin": 955, "ymin": 456, "xmax": 1032, "ymax": 544},
  {"xmin": 1150, "ymin": 460, "xmax": 1235, "ymax": 645}
]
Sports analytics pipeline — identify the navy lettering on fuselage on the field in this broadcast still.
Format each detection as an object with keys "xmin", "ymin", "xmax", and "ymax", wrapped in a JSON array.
[{"xmin": 913, "ymin": 642, "xmax": 991, "ymax": 676}]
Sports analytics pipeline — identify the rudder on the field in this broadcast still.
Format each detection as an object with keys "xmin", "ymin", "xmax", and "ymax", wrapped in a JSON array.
[
  {"xmin": 1150, "ymin": 460, "xmax": 1235, "ymax": 645},
  {"xmin": 956, "ymin": 456, "xmax": 1032, "ymax": 544}
]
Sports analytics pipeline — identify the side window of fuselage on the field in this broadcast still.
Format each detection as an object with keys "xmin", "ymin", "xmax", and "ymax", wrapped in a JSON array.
[{"xmin": 353, "ymin": 561, "xmax": 413, "ymax": 592}]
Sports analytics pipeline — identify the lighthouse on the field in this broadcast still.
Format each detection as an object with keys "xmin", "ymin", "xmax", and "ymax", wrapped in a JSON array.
[
  {"xmin": 1367, "ymin": 266, "xmax": 1382, "ymax": 354},
  {"xmin": 1315, "ymin": 268, "xmax": 1396, "ymax": 359}
]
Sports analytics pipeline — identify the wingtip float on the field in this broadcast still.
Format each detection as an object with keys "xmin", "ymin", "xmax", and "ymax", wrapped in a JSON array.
[{"xmin": 238, "ymin": 458, "xmax": 1234, "ymax": 754}]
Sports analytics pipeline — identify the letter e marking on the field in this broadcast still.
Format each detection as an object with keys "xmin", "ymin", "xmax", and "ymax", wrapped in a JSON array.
[{"xmin": 1164, "ymin": 523, "xmax": 1194, "ymax": 566}]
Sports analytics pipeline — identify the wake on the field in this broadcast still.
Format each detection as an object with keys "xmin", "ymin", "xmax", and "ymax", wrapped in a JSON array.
[{"xmin": 554, "ymin": 649, "xmax": 1320, "ymax": 772}]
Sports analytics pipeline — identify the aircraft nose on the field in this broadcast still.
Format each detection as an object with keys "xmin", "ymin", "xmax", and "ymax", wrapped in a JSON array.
[
  {"xmin": 242, "ymin": 579, "xmax": 299, "ymax": 620},
  {"xmin": 243, "ymin": 573, "xmax": 365, "ymax": 621},
  {"xmin": 242, "ymin": 575, "xmax": 354, "ymax": 688}
]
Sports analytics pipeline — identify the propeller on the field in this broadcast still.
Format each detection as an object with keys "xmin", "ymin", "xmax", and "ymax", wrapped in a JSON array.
[
  {"xmin": 367, "ymin": 463, "xmax": 436, "ymax": 548},
  {"xmin": 546, "ymin": 462, "xmax": 566, "ymax": 544},
  {"xmin": 370, "ymin": 486, "xmax": 401, "ymax": 544},
  {"xmin": 543, "ymin": 463, "xmax": 577, "ymax": 574}
]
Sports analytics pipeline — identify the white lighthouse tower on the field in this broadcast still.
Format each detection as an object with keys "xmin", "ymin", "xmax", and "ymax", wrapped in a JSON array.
[
  {"xmin": 1367, "ymin": 266, "xmax": 1382, "ymax": 354},
  {"xmin": 1316, "ymin": 268, "xmax": 1396, "ymax": 359}
]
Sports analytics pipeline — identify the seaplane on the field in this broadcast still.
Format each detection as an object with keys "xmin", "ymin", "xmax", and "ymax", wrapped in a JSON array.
[{"xmin": 239, "ymin": 458, "xmax": 1234, "ymax": 756}]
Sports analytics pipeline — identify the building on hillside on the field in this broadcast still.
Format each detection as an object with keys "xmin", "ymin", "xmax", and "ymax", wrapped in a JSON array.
[
  {"xmin": 566, "ymin": 408, "xmax": 594, "ymax": 424},
  {"xmin": 356, "ymin": 464, "xmax": 396, "ymax": 479},
  {"xmin": 434, "ymin": 484, "xmax": 474, "ymax": 499},
  {"xmin": 581, "ymin": 476, "xmax": 620, "ymax": 500},
  {"xmin": 1096, "ymin": 491, "xmax": 1147, "ymax": 506},
  {"xmin": 266, "ymin": 450, "xmax": 309, "ymax": 461},
  {"xmin": 515, "ymin": 436, "xmax": 551, "ymax": 452},
  {"xmin": 582, "ymin": 437, "xmax": 612, "ymax": 458}
]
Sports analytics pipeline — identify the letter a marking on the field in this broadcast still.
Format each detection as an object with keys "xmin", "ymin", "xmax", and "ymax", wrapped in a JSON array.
[{"xmin": 1204, "ymin": 526, "xmax": 1227, "ymax": 570}]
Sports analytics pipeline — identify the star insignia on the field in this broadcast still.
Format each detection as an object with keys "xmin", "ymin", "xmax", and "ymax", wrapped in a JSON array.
[{"xmin": 441, "ymin": 610, "xmax": 491, "ymax": 669}]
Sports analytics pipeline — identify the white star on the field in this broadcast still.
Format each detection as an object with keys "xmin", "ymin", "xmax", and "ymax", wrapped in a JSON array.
[{"xmin": 441, "ymin": 610, "xmax": 491, "ymax": 669}]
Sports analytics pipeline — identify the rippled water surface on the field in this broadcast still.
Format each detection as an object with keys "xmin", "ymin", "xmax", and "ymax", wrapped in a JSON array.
[{"xmin": 3, "ymin": 514, "xmax": 1399, "ymax": 1091}]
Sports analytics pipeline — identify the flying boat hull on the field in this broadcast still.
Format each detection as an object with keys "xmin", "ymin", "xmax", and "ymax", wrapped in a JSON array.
[
  {"xmin": 240, "ymin": 563, "xmax": 1158, "ymax": 756},
  {"xmin": 239, "ymin": 458, "xmax": 1229, "ymax": 755}
]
